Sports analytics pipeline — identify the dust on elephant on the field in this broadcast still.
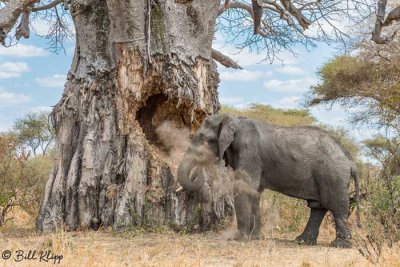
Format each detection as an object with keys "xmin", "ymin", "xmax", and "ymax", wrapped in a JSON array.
[{"xmin": 177, "ymin": 114, "xmax": 360, "ymax": 248}]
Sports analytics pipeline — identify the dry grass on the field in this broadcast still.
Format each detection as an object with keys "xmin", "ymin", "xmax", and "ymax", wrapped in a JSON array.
[
  {"xmin": 221, "ymin": 104, "xmax": 315, "ymax": 127},
  {"xmin": 1, "ymin": 197, "xmax": 398, "ymax": 267},
  {"xmin": 0, "ymin": 210, "xmax": 377, "ymax": 267},
  {"xmin": 0, "ymin": 209, "xmax": 398, "ymax": 266},
  {"xmin": 0, "ymin": 228, "xmax": 374, "ymax": 267},
  {"xmin": 2, "ymin": 192, "xmax": 397, "ymax": 267}
]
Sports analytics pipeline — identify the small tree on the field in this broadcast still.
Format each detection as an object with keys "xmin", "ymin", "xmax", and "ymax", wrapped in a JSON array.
[
  {"xmin": 0, "ymin": 135, "xmax": 32, "ymax": 226},
  {"xmin": 13, "ymin": 112, "xmax": 54, "ymax": 157},
  {"xmin": 308, "ymin": 55, "xmax": 400, "ymax": 130},
  {"xmin": 364, "ymin": 136, "xmax": 400, "ymax": 177}
]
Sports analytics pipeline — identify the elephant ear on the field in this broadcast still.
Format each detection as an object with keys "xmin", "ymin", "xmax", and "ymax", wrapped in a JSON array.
[{"xmin": 218, "ymin": 115, "xmax": 239, "ymax": 160}]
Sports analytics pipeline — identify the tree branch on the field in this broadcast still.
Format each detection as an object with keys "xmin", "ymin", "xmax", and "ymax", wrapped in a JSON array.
[
  {"xmin": 15, "ymin": 10, "xmax": 30, "ymax": 40},
  {"xmin": 298, "ymin": 0, "xmax": 321, "ymax": 11},
  {"xmin": 252, "ymin": 0, "xmax": 263, "ymax": 34},
  {"xmin": 0, "ymin": 0, "xmax": 65, "ymax": 44},
  {"xmin": 0, "ymin": 0, "xmax": 39, "ymax": 44},
  {"xmin": 224, "ymin": 0, "xmax": 230, "ymax": 8},
  {"xmin": 371, "ymin": 0, "xmax": 400, "ymax": 44},
  {"xmin": 259, "ymin": 0, "xmax": 292, "ymax": 26},
  {"xmin": 279, "ymin": 0, "xmax": 312, "ymax": 29},
  {"xmin": 218, "ymin": 1, "xmax": 271, "ymax": 37},
  {"xmin": 372, "ymin": 0, "xmax": 388, "ymax": 44},
  {"xmin": 30, "ymin": 0, "xmax": 62, "ymax": 12},
  {"xmin": 211, "ymin": 48, "xmax": 242, "ymax": 69},
  {"xmin": 383, "ymin": 6, "xmax": 400, "ymax": 26},
  {"xmin": 218, "ymin": 1, "xmax": 253, "ymax": 17}
]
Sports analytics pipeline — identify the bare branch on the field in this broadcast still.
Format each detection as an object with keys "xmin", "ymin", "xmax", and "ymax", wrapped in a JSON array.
[
  {"xmin": 252, "ymin": 0, "xmax": 263, "ymax": 34},
  {"xmin": 15, "ymin": 10, "xmax": 30, "ymax": 40},
  {"xmin": 0, "ymin": 0, "xmax": 39, "ymax": 44},
  {"xmin": 299, "ymin": 0, "xmax": 321, "ymax": 12},
  {"xmin": 372, "ymin": 0, "xmax": 389, "ymax": 44},
  {"xmin": 218, "ymin": 1, "xmax": 272, "ymax": 37},
  {"xmin": 383, "ymin": 6, "xmax": 400, "ymax": 26},
  {"xmin": 279, "ymin": 0, "xmax": 312, "ymax": 29},
  {"xmin": 371, "ymin": 0, "xmax": 400, "ymax": 44},
  {"xmin": 211, "ymin": 48, "xmax": 243, "ymax": 69},
  {"xmin": 0, "ymin": 0, "xmax": 67, "ymax": 45},
  {"xmin": 218, "ymin": 1, "xmax": 253, "ymax": 17},
  {"xmin": 30, "ymin": 0, "xmax": 62, "ymax": 12},
  {"xmin": 259, "ymin": 0, "xmax": 293, "ymax": 26},
  {"xmin": 0, "ymin": 29, "xmax": 6, "ymax": 45},
  {"xmin": 224, "ymin": 0, "xmax": 230, "ymax": 8}
]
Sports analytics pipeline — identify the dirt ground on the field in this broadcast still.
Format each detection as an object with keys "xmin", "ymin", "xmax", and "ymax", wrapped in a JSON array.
[
  {"xmin": 0, "ymin": 227, "xmax": 385, "ymax": 267},
  {"xmin": 0, "ymin": 210, "xmax": 398, "ymax": 267}
]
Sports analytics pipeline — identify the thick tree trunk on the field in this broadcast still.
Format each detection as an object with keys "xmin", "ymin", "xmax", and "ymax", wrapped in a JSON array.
[{"xmin": 36, "ymin": 0, "xmax": 233, "ymax": 232}]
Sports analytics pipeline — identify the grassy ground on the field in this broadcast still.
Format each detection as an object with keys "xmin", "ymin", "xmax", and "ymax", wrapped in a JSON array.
[
  {"xmin": 1, "ymin": 203, "xmax": 399, "ymax": 267},
  {"xmin": 1, "ymin": 227, "xmax": 374, "ymax": 267},
  {"xmin": 4, "ymin": 213, "xmax": 399, "ymax": 267}
]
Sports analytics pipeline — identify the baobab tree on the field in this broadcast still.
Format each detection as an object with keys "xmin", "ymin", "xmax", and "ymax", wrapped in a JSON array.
[{"xmin": 1, "ymin": 0, "xmax": 396, "ymax": 232}]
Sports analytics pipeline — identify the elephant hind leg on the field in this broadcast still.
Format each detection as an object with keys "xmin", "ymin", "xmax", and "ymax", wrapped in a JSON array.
[
  {"xmin": 324, "ymin": 194, "xmax": 352, "ymax": 248},
  {"xmin": 314, "ymin": 166, "xmax": 352, "ymax": 248},
  {"xmin": 296, "ymin": 207, "xmax": 327, "ymax": 246},
  {"xmin": 320, "ymin": 183, "xmax": 352, "ymax": 248},
  {"xmin": 330, "ymin": 212, "xmax": 352, "ymax": 248}
]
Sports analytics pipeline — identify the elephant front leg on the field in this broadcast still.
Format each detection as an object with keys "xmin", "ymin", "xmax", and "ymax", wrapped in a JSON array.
[
  {"xmin": 296, "ymin": 207, "xmax": 327, "ymax": 246},
  {"xmin": 234, "ymin": 191, "xmax": 261, "ymax": 241},
  {"xmin": 233, "ymin": 177, "xmax": 261, "ymax": 241}
]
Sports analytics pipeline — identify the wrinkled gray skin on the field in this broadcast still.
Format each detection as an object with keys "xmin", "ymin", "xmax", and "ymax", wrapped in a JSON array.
[{"xmin": 177, "ymin": 114, "xmax": 360, "ymax": 248}]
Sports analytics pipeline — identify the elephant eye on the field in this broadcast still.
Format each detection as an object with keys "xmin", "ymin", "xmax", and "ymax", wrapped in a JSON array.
[
  {"xmin": 193, "ymin": 134, "xmax": 204, "ymax": 144},
  {"xmin": 208, "ymin": 138, "xmax": 216, "ymax": 144},
  {"xmin": 193, "ymin": 136, "xmax": 201, "ymax": 143}
]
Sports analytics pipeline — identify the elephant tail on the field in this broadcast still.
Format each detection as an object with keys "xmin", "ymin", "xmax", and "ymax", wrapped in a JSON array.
[{"xmin": 351, "ymin": 167, "xmax": 362, "ymax": 228}]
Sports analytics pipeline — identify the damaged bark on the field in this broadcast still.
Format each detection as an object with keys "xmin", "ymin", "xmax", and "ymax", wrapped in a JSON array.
[{"xmin": 36, "ymin": 0, "xmax": 234, "ymax": 232}]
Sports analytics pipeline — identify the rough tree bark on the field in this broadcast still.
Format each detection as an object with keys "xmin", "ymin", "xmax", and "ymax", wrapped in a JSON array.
[{"xmin": 36, "ymin": 0, "xmax": 234, "ymax": 232}]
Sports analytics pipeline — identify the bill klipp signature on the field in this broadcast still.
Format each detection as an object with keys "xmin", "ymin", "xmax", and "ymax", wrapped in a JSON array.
[{"xmin": 2, "ymin": 249, "xmax": 63, "ymax": 264}]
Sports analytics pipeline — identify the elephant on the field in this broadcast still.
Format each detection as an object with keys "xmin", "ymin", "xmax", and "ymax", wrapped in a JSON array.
[{"xmin": 177, "ymin": 113, "xmax": 360, "ymax": 248}]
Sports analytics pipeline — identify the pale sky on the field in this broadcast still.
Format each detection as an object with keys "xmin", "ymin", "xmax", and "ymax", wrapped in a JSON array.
[{"xmin": 0, "ymin": 19, "xmax": 377, "ymax": 146}]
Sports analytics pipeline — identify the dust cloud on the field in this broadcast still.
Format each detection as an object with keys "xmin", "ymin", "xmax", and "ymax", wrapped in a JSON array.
[
  {"xmin": 155, "ymin": 121, "xmax": 191, "ymax": 163},
  {"xmin": 155, "ymin": 120, "xmax": 216, "ymax": 166},
  {"xmin": 156, "ymin": 120, "xmax": 234, "ymax": 214},
  {"xmin": 260, "ymin": 195, "xmax": 280, "ymax": 238},
  {"xmin": 233, "ymin": 170, "xmax": 259, "ymax": 197},
  {"xmin": 225, "ymin": 170, "xmax": 282, "ymax": 240},
  {"xmin": 157, "ymin": 121, "xmax": 278, "ymax": 238}
]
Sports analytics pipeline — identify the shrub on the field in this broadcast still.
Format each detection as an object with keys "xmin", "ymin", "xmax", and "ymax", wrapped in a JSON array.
[
  {"xmin": 221, "ymin": 104, "xmax": 316, "ymax": 127},
  {"xmin": 0, "ymin": 134, "xmax": 52, "ymax": 226},
  {"xmin": 354, "ymin": 175, "xmax": 400, "ymax": 264}
]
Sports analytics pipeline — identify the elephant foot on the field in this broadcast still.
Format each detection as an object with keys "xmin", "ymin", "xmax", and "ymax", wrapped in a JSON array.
[
  {"xmin": 231, "ymin": 231, "xmax": 260, "ymax": 242},
  {"xmin": 330, "ymin": 238, "xmax": 352, "ymax": 249},
  {"xmin": 248, "ymin": 233, "xmax": 260, "ymax": 241},
  {"xmin": 295, "ymin": 234, "xmax": 317, "ymax": 246}
]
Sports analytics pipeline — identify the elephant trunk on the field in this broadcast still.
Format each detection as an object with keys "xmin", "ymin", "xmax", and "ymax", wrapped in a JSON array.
[{"xmin": 177, "ymin": 156, "xmax": 205, "ymax": 192}]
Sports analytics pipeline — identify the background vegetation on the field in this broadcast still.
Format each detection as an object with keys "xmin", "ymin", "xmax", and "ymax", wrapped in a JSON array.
[
  {"xmin": 0, "ymin": 112, "xmax": 53, "ymax": 227},
  {"xmin": 308, "ymin": 36, "xmax": 400, "ymax": 264}
]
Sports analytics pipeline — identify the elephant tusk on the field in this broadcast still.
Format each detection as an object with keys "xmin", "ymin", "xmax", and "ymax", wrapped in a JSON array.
[{"xmin": 176, "ymin": 186, "xmax": 184, "ymax": 193}]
